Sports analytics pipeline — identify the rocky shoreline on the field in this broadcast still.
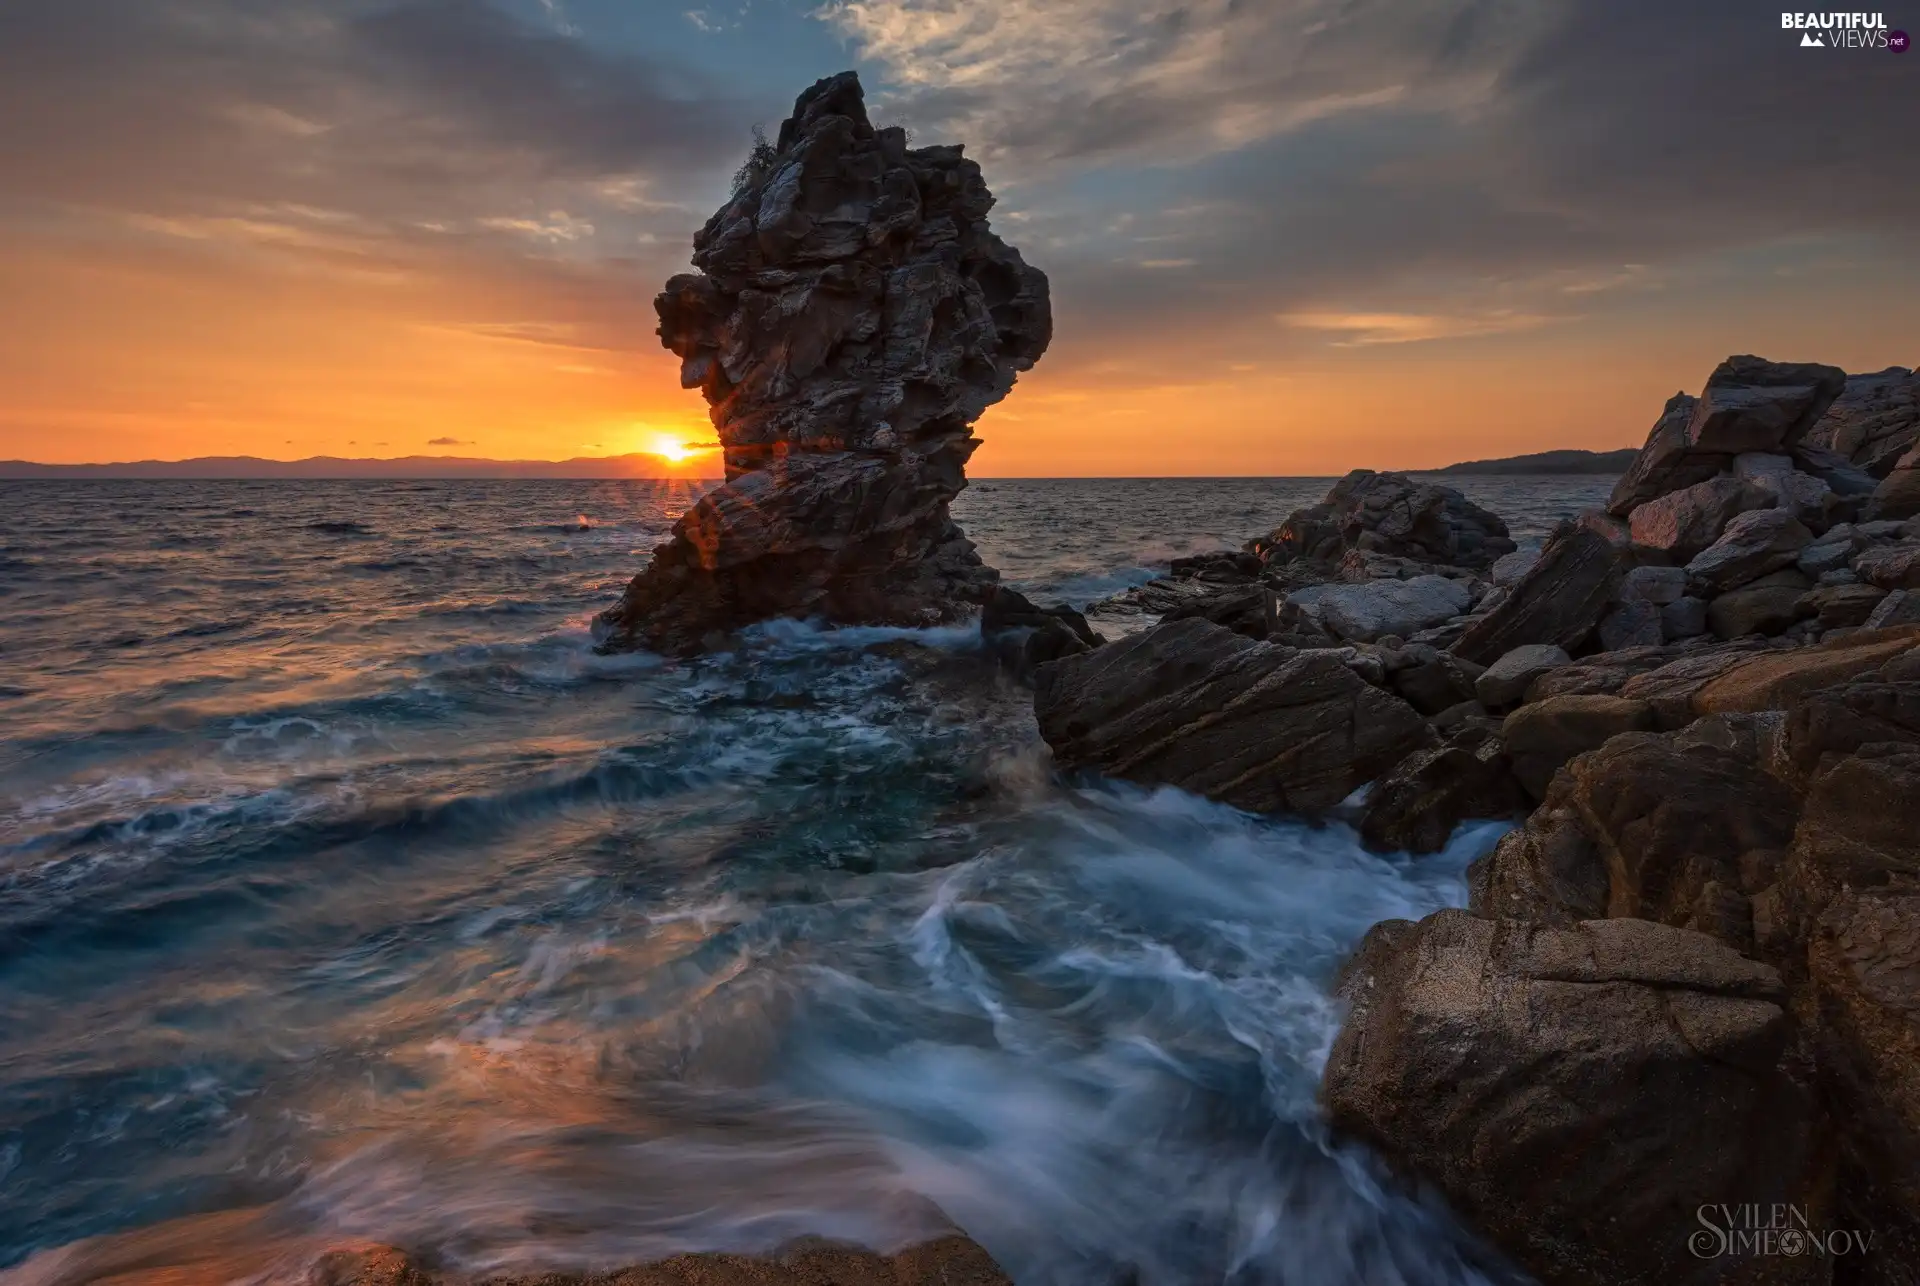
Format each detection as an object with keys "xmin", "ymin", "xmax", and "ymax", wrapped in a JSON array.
[{"xmin": 987, "ymin": 355, "xmax": 1920, "ymax": 1285}]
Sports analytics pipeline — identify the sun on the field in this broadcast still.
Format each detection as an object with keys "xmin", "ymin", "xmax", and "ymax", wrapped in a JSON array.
[{"xmin": 636, "ymin": 428, "xmax": 715, "ymax": 467}]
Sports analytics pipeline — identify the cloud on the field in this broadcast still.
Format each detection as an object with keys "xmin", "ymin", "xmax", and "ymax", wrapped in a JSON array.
[{"xmin": 426, "ymin": 436, "xmax": 471, "ymax": 445}]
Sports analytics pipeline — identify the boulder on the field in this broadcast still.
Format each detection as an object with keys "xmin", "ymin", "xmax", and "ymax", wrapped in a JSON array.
[
  {"xmin": 1500, "ymin": 694, "xmax": 1655, "ymax": 799},
  {"xmin": 1662, "ymin": 595, "xmax": 1709, "ymax": 641},
  {"xmin": 1691, "ymin": 626, "xmax": 1920, "ymax": 714},
  {"xmin": 1792, "ymin": 441, "xmax": 1882, "ymax": 497},
  {"xmin": 980, "ymin": 586, "xmax": 1100, "ymax": 681},
  {"xmin": 1622, "ymin": 564, "xmax": 1690, "ymax": 605},
  {"xmin": 1734, "ymin": 452, "xmax": 1836, "ymax": 529},
  {"xmin": 1081, "ymin": 576, "xmax": 1223, "ymax": 639},
  {"xmin": 1452, "ymin": 521, "xmax": 1622, "ymax": 665},
  {"xmin": 1781, "ymin": 668, "xmax": 1920, "ymax": 784},
  {"xmin": 1608, "ymin": 356, "xmax": 1848, "ymax": 514},
  {"xmin": 1866, "ymin": 590, "xmax": 1920, "ymax": 630},
  {"xmin": 1802, "ymin": 365, "xmax": 1920, "ymax": 477},
  {"xmin": 1627, "ymin": 475, "xmax": 1765, "ymax": 560},
  {"xmin": 1031, "ymin": 618, "xmax": 1431, "ymax": 814},
  {"xmin": 1706, "ymin": 568, "xmax": 1814, "ymax": 640},
  {"xmin": 1322, "ymin": 910, "xmax": 1821, "ymax": 1286},
  {"xmin": 1868, "ymin": 442, "xmax": 1920, "ymax": 521},
  {"xmin": 1855, "ymin": 540, "xmax": 1920, "ymax": 591},
  {"xmin": 1158, "ymin": 583, "xmax": 1278, "ymax": 641},
  {"xmin": 1523, "ymin": 641, "xmax": 1704, "ymax": 701},
  {"xmin": 1467, "ymin": 772, "xmax": 1609, "ymax": 924},
  {"xmin": 1358, "ymin": 727, "xmax": 1527, "ymax": 854},
  {"xmin": 1285, "ymin": 574, "xmax": 1471, "ymax": 643},
  {"xmin": 1797, "ymin": 523, "xmax": 1862, "ymax": 578},
  {"xmin": 595, "ymin": 73, "xmax": 1051, "ymax": 655},
  {"xmin": 1251, "ymin": 470, "xmax": 1515, "ymax": 571},
  {"xmin": 1474, "ymin": 642, "xmax": 1572, "ymax": 708},
  {"xmin": 1685, "ymin": 508, "xmax": 1814, "ymax": 595},
  {"xmin": 1488, "ymin": 547, "xmax": 1541, "ymax": 586},
  {"xmin": 1616, "ymin": 639, "xmax": 1785, "ymax": 727},
  {"xmin": 1596, "ymin": 598, "xmax": 1665, "ymax": 651},
  {"xmin": 1390, "ymin": 648, "xmax": 1486, "ymax": 716},
  {"xmin": 1797, "ymin": 583, "xmax": 1888, "ymax": 630}
]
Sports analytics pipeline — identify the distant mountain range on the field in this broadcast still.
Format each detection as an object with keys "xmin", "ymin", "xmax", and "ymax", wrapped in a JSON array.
[
  {"xmin": 0, "ymin": 454, "xmax": 721, "ymax": 480},
  {"xmin": 1428, "ymin": 447, "xmax": 1639, "ymax": 476}
]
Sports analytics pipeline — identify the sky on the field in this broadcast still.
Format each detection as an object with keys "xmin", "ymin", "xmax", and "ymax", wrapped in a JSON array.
[{"xmin": 0, "ymin": 0, "xmax": 1915, "ymax": 476}]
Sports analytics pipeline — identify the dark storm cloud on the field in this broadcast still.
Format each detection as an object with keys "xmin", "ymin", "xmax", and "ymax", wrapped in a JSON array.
[{"xmin": 0, "ymin": 0, "xmax": 743, "ymax": 222}]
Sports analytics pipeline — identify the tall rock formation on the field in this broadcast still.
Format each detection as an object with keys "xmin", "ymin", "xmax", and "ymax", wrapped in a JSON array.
[{"xmin": 596, "ymin": 72, "xmax": 1051, "ymax": 655}]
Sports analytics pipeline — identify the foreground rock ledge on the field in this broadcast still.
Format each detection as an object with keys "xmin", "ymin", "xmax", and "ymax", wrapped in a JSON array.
[
  {"xmin": 596, "ymin": 71, "xmax": 1051, "ymax": 656},
  {"xmin": 314, "ymin": 1236, "xmax": 1010, "ymax": 1286}
]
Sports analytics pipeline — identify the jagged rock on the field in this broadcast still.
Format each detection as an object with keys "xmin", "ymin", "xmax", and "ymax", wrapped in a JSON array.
[
  {"xmin": 1358, "ymin": 726, "xmax": 1526, "ymax": 854},
  {"xmin": 1706, "ymin": 568, "xmax": 1814, "ymax": 639},
  {"xmin": 595, "ymin": 73, "xmax": 1050, "ymax": 655},
  {"xmin": 1501, "ymin": 694, "xmax": 1655, "ymax": 799},
  {"xmin": 1322, "ymin": 910, "xmax": 1821, "ymax": 1286},
  {"xmin": 1734, "ymin": 451, "xmax": 1836, "ymax": 530},
  {"xmin": 1869, "ymin": 442, "xmax": 1920, "ymax": 521},
  {"xmin": 1856, "ymin": 541, "xmax": 1920, "ymax": 591},
  {"xmin": 1626, "ymin": 475, "xmax": 1764, "ymax": 559},
  {"xmin": 1803, "ymin": 365, "xmax": 1920, "ymax": 477},
  {"xmin": 1081, "ymin": 576, "xmax": 1221, "ymax": 639},
  {"xmin": 1488, "ymin": 547, "xmax": 1540, "ymax": 586},
  {"xmin": 1792, "ymin": 441, "xmax": 1883, "ymax": 496},
  {"xmin": 1031, "ymin": 618, "xmax": 1431, "ymax": 814},
  {"xmin": 1283, "ymin": 575, "xmax": 1471, "ymax": 643},
  {"xmin": 1169, "ymin": 549, "xmax": 1264, "ymax": 583},
  {"xmin": 1467, "ymin": 772, "xmax": 1607, "ymax": 923},
  {"xmin": 1622, "ymin": 564, "xmax": 1689, "ymax": 605},
  {"xmin": 1523, "ymin": 641, "xmax": 1705, "ymax": 701},
  {"xmin": 1690, "ymin": 625, "xmax": 1920, "ymax": 714},
  {"xmin": 1595, "ymin": 598, "xmax": 1664, "ymax": 651},
  {"xmin": 1158, "ymin": 583, "xmax": 1279, "ymax": 641},
  {"xmin": 1390, "ymin": 647, "xmax": 1486, "ymax": 715},
  {"xmin": 980, "ymin": 586, "xmax": 1100, "ymax": 681},
  {"xmin": 1798, "ymin": 582, "xmax": 1888, "ymax": 630},
  {"xmin": 1452, "ymin": 521, "xmax": 1622, "ymax": 665},
  {"xmin": 1685, "ymin": 508, "xmax": 1814, "ymax": 595},
  {"xmin": 1798, "ymin": 523, "xmax": 1862, "ymax": 578},
  {"xmin": 1608, "ymin": 357, "xmax": 1848, "ymax": 515},
  {"xmin": 1615, "ymin": 639, "xmax": 1785, "ymax": 727},
  {"xmin": 1250, "ymin": 470, "xmax": 1514, "ymax": 571},
  {"xmin": 1662, "ymin": 595, "xmax": 1709, "ymax": 641},
  {"xmin": 1474, "ymin": 642, "xmax": 1572, "ymax": 708},
  {"xmin": 1782, "ymin": 668, "xmax": 1920, "ymax": 784},
  {"xmin": 1867, "ymin": 590, "xmax": 1920, "ymax": 630}
]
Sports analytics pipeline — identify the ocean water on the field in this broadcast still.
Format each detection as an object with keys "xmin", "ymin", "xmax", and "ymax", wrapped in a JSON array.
[{"xmin": 0, "ymin": 477, "xmax": 1609, "ymax": 1286}]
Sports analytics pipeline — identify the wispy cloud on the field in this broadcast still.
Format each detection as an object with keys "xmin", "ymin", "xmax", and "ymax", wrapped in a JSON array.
[{"xmin": 1278, "ymin": 309, "xmax": 1557, "ymax": 345}]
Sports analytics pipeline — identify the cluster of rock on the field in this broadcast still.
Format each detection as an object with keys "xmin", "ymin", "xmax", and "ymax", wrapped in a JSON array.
[
  {"xmin": 1007, "ymin": 355, "xmax": 1920, "ymax": 1282},
  {"xmin": 596, "ymin": 72, "xmax": 1050, "ymax": 655}
]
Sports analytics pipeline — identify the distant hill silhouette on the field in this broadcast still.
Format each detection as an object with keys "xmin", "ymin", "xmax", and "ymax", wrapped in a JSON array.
[
  {"xmin": 1428, "ymin": 448, "xmax": 1638, "ymax": 476},
  {"xmin": 0, "ymin": 454, "xmax": 721, "ymax": 480}
]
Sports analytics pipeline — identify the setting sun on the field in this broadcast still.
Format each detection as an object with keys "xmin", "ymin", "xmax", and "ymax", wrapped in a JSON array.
[{"xmin": 637, "ymin": 428, "xmax": 717, "ymax": 467}]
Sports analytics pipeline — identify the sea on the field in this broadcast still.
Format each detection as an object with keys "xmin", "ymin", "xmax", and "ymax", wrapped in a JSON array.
[{"xmin": 0, "ymin": 476, "xmax": 1611, "ymax": 1286}]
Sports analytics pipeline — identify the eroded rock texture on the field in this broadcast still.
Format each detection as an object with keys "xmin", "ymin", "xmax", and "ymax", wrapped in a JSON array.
[{"xmin": 597, "ymin": 72, "xmax": 1051, "ymax": 654}]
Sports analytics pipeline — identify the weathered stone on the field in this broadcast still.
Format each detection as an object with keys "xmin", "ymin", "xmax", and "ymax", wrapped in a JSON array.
[
  {"xmin": 1691, "ymin": 625, "xmax": 1920, "ymax": 714},
  {"xmin": 1802, "ymin": 365, "xmax": 1920, "ymax": 477},
  {"xmin": 1782, "ymin": 671, "xmax": 1920, "ymax": 786},
  {"xmin": 1662, "ymin": 595, "xmax": 1709, "ymax": 641},
  {"xmin": 1322, "ymin": 911, "xmax": 1820, "ymax": 1286},
  {"xmin": 1595, "ymin": 598, "xmax": 1665, "ymax": 651},
  {"xmin": 596, "ymin": 73, "xmax": 1051, "ymax": 655},
  {"xmin": 1473, "ymin": 642, "xmax": 1572, "ymax": 708},
  {"xmin": 1797, "ymin": 523, "xmax": 1862, "ymax": 578},
  {"xmin": 1452, "ymin": 521, "xmax": 1622, "ymax": 665},
  {"xmin": 1608, "ymin": 357, "xmax": 1848, "ymax": 515},
  {"xmin": 1734, "ymin": 451, "xmax": 1836, "ymax": 529},
  {"xmin": 1797, "ymin": 583, "xmax": 1888, "ymax": 630},
  {"xmin": 1031, "ymin": 618, "xmax": 1431, "ymax": 814},
  {"xmin": 1284, "ymin": 574, "xmax": 1472, "ymax": 643},
  {"xmin": 1616, "ymin": 639, "xmax": 1784, "ymax": 727},
  {"xmin": 1157, "ymin": 583, "xmax": 1278, "ymax": 641},
  {"xmin": 1866, "ymin": 590, "xmax": 1920, "ymax": 630},
  {"xmin": 1391, "ymin": 649, "xmax": 1486, "ymax": 716},
  {"xmin": 1467, "ymin": 772, "xmax": 1607, "ymax": 924},
  {"xmin": 1488, "ymin": 547, "xmax": 1540, "ymax": 587},
  {"xmin": 1871, "ymin": 443, "xmax": 1920, "ymax": 521},
  {"xmin": 1500, "ymin": 694, "xmax": 1655, "ymax": 799},
  {"xmin": 1627, "ymin": 475, "xmax": 1765, "ymax": 559},
  {"xmin": 1856, "ymin": 540, "xmax": 1920, "ymax": 591},
  {"xmin": 1792, "ymin": 440, "xmax": 1883, "ymax": 496},
  {"xmin": 1081, "ymin": 576, "xmax": 1223, "ymax": 639},
  {"xmin": 1706, "ymin": 568, "xmax": 1814, "ymax": 640},
  {"xmin": 1685, "ymin": 508, "xmax": 1814, "ymax": 595},
  {"xmin": 1622, "ymin": 564, "xmax": 1689, "ymax": 605},
  {"xmin": 1522, "ymin": 641, "xmax": 1700, "ymax": 701},
  {"xmin": 980, "ymin": 586, "xmax": 1100, "ymax": 681},
  {"xmin": 1358, "ymin": 727, "xmax": 1526, "ymax": 854},
  {"xmin": 1251, "ymin": 470, "xmax": 1514, "ymax": 571}
]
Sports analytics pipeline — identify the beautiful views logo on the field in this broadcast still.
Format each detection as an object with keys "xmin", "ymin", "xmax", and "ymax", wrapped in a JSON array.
[{"xmin": 1780, "ymin": 11, "xmax": 1905, "ymax": 47}]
